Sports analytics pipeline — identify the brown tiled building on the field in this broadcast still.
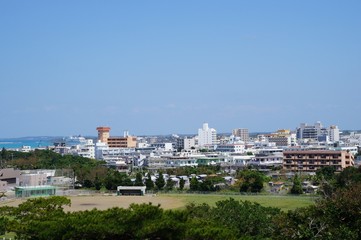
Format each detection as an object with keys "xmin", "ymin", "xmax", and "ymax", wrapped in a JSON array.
[
  {"xmin": 107, "ymin": 136, "xmax": 137, "ymax": 148},
  {"xmin": 96, "ymin": 126, "xmax": 137, "ymax": 148},
  {"xmin": 283, "ymin": 150, "xmax": 354, "ymax": 172}
]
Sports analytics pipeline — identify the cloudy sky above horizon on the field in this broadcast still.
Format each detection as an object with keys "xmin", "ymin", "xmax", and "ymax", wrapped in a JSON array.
[{"xmin": 1, "ymin": 1, "xmax": 360, "ymax": 137}]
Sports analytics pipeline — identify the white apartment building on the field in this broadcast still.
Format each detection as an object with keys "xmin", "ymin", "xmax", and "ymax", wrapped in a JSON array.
[
  {"xmin": 328, "ymin": 125, "xmax": 340, "ymax": 142},
  {"xmin": 76, "ymin": 139, "xmax": 95, "ymax": 159},
  {"xmin": 198, "ymin": 123, "xmax": 217, "ymax": 147},
  {"xmin": 95, "ymin": 141, "xmax": 135, "ymax": 162},
  {"xmin": 216, "ymin": 144, "xmax": 245, "ymax": 153},
  {"xmin": 150, "ymin": 143, "xmax": 173, "ymax": 151}
]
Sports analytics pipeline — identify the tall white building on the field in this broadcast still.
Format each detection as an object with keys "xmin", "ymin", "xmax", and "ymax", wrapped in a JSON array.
[
  {"xmin": 76, "ymin": 139, "xmax": 95, "ymax": 159},
  {"xmin": 198, "ymin": 123, "xmax": 217, "ymax": 147},
  {"xmin": 328, "ymin": 125, "xmax": 340, "ymax": 142}
]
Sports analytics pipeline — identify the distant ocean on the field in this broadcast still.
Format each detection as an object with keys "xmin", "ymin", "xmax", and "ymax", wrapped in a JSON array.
[{"xmin": 0, "ymin": 137, "xmax": 57, "ymax": 150}]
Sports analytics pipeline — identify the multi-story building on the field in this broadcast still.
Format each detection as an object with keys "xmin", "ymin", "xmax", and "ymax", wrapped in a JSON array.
[
  {"xmin": 232, "ymin": 128, "xmax": 249, "ymax": 142},
  {"xmin": 296, "ymin": 122, "xmax": 322, "ymax": 140},
  {"xmin": 150, "ymin": 143, "xmax": 173, "ymax": 151},
  {"xmin": 107, "ymin": 136, "xmax": 137, "ymax": 148},
  {"xmin": 177, "ymin": 137, "xmax": 196, "ymax": 150},
  {"xmin": 249, "ymin": 149, "xmax": 283, "ymax": 167},
  {"xmin": 198, "ymin": 123, "xmax": 217, "ymax": 147},
  {"xmin": 265, "ymin": 129, "xmax": 295, "ymax": 147},
  {"xmin": 146, "ymin": 156, "xmax": 198, "ymax": 169},
  {"xmin": 96, "ymin": 126, "xmax": 111, "ymax": 143},
  {"xmin": 296, "ymin": 122, "xmax": 339, "ymax": 143},
  {"xmin": 328, "ymin": 125, "xmax": 340, "ymax": 142},
  {"xmin": 96, "ymin": 126, "xmax": 137, "ymax": 148},
  {"xmin": 283, "ymin": 150, "xmax": 354, "ymax": 172},
  {"xmin": 76, "ymin": 139, "xmax": 95, "ymax": 159},
  {"xmin": 216, "ymin": 144, "xmax": 245, "ymax": 153}
]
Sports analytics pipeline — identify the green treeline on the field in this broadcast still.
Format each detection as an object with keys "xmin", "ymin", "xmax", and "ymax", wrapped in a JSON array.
[
  {"xmin": 0, "ymin": 197, "xmax": 280, "ymax": 240},
  {"xmin": 1, "ymin": 148, "xmax": 101, "ymax": 170}
]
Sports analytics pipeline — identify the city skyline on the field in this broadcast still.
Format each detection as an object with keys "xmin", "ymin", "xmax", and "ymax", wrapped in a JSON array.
[{"xmin": 1, "ymin": 1, "xmax": 360, "ymax": 138}]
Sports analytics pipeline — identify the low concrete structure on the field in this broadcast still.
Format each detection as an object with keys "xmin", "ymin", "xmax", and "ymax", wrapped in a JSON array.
[
  {"xmin": 117, "ymin": 186, "xmax": 146, "ymax": 196},
  {"xmin": 0, "ymin": 168, "xmax": 21, "ymax": 184},
  {"xmin": 15, "ymin": 185, "xmax": 56, "ymax": 198}
]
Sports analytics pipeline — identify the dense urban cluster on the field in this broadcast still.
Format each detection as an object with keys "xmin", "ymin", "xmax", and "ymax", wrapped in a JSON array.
[
  {"xmin": 0, "ymin": 121, "xmax": 360, "ymax": 196},
  {"xmin": 0, "ymin": 121, "xmax": 361, "ymax": 239}
]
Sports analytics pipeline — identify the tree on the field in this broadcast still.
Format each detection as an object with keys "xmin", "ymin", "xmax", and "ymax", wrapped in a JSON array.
[
  {"xmin": 211, "ymin": 198, "xmax": 280, "ymax": 238},
  {"xmin": 239, "ymin": 170, "xmax": 265, "ymax": 193},
  {"xmin": 274, "ymin": 183, "xmax": 361, "ymax": 239},
  {"xmin": 145, "ymin": 173, "xmax": 154, "ymax": 190},
  {"xmin": 290, "ymin": 174, "xmax": 303, "ymax": 194},
  {"xmin": 1, "ymin": 147, "xmax": 7, "ymax": 160},
  {"xmin": 155, "ymin": 172, "xmax": 165, "ymax": 190},
  {"xmin": 179, "ymin": 177, "xmax": 185, "ymax": 190},
  {"xmin": 103, "ymin": 170, "xmax": 132, "ymax": 190},
  {"xmin": 336, "ymin": 166, "xmax": 361, "ymax": 188},
  {"xmin": 198, "ymin": 178, "xmax": 217, "ymax": 192},
  {"xmin": 189, "ymin": 177, "xmax": 199, "ymax": 191},
  {"xmin": 94, "ymin": 174, "xmax": 102, "ymax": 190},
  {"xmin": 316, "ymin": 166, "xmax": 336, "ymax": 181},
  {"xmin": 1, "ymin": 196, "xmax": 71, "ymax": 239},
  {"xmin": 165, "ymin": 178, "xmax": 175, "ymax": 191},
  {"xmin": 0, "ymin": 216, "xmax": 7, "ymax": 235},
  {"xmin": 134, "ymin": 172, "xmax": 144, "ymax": 186}
]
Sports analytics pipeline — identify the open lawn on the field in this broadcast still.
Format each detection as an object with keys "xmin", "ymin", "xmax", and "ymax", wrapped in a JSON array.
[
  {"xmin": 161, "ymin": 193, "xmax": 316, "ymax": 212},
  {"xmin": 0, "ymin": 193, "xmax": 315, "ymax": 212}
]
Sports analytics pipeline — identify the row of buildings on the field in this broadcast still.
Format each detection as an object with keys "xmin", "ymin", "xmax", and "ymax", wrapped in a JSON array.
[
  {"xmin": 45, "ymin": 122, "xmax": 357, "ymax": 174},
  {"xmin": 0, "ymin": 121, "xmax": 359, "ymax": 198}
]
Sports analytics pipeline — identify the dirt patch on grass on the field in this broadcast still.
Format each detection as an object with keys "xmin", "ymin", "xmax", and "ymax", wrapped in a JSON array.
[
  {"xmin": 0, "ymin": 195, "xmax": 185, "ymax": 212},
  {"xmin": 64, "ymin": 195, "xmax": 184, "ymax": 211}
]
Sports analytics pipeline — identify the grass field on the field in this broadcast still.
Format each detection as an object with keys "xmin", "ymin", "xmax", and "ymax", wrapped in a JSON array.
[
  {"xmin": 0, "ymin": 193, "xmax": 316, "ymax": 212},
  {"xmin": 161, "ymin": 193, "xmax": 316, "ymax": 212}
]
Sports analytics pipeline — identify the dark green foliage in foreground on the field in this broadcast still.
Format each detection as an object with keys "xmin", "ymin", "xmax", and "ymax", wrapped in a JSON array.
[
  {"xmin": 0, "ymin": 196, "xmax": 280, "ymax": 240},
  {"xmin": 274, "ymin": 182, "xmax": 361, "ymax": 239},
  {"xmin": 2, "ymin": 180, "xmax": 361, "ymax": 240}
]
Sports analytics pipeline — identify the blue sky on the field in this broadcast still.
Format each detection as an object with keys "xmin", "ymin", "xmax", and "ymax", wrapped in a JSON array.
[{"xmin": 1, "ymin": 1, "xmax": 360, "ymax": 137}]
